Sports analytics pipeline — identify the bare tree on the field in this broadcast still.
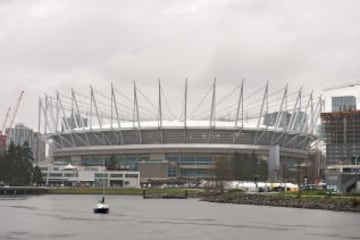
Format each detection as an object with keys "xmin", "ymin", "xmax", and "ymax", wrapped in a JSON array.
[{"xmin": 213, "ymin": 156, "xmax": 232, "ymax": 192}]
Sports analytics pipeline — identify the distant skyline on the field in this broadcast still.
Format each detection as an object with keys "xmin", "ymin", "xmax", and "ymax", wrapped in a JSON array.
[{"xmin": 0, "ymin": 0, "xmax": 360, "ymax": 129}]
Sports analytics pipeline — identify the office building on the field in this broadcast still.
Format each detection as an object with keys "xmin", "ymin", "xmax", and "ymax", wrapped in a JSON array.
[{"xmin": 332, "ymin": 96, "xmax": 356, "ymax": 112}]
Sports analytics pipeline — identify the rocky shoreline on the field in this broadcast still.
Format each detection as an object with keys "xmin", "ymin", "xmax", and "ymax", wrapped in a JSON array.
[{"xmin": 200, "ymin": 191, "xmax": 360, "ymax": 213}]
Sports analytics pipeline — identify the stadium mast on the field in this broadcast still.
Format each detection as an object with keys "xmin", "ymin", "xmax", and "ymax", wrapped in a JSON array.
[
  {"xmin": 158, "ymin": 79, "xmax": 163, "ymax": 143},
  {"xmin": 235, "ymin": 79, "xmax": 244, "ymax": 128},
  {"xmin": 158, "ymin": 79, "xmax": 163, "ymax": 129},
  {"xmin": 133, "ymin": 81, "xmax": 142, "ymax": 144},
  {"xmin": 111, "ymin": 83, "xmax": 124, "ymax": 144},
  {"xmin": 184, "ymin": 79, "xmax": 188, "ymax": 142},
  {"xmin": 209, "ymin": 78, "xmax": 216, "ymax": 142},
  {"xmin": 209, "ymin": 78, "xmax": 216, "ymax": 128},
  {"xmin": 90, "ymin": 85, "xmax": 102, "ymax": 129}
]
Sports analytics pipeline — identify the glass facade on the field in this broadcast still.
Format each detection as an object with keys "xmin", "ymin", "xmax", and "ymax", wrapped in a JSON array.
[
  {"xmin": 332, "ymin": 96, "xmax": 356, "ymax": 112},
  {"xmin": 71, "ymin": 153, "xmax": 221, "ymax": 179}
]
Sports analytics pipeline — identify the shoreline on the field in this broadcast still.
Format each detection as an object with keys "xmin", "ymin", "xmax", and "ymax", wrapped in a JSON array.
[
  {"xmin": 200, "ymin": 191, "xmax": 360, "ymax": 213},
  {"xmin": 2, "ymin": 186, "xmax": 360, "ymax": 213},
  {"xmin": 0, "ymin": 186, "xmax": 203, "ymax": 198}
]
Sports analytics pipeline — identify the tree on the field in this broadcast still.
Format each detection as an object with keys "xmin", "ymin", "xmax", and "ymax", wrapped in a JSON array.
[
  {"xmin": 231, "ymin": 151, "xmax": 268, "ymax": 181},
  {"xmin": 232, "ymin": 152, "xmax": 242, "ymax": 180},
  {"xmin": 21, "ymin": 142, "xmax": 34, "ymax": 184},
  {"xmin": 106, "ymin": 155, "xmax": 118, "ymax": 170},
  {"xmin": 257, "ymin": 159, "xmax": 268, "ymax": 181},
  {"xmin": 0, "ymin": 153, "xmax": 6, "ymax": 183},
  {"xmin": 232, "ymin": 152, "xmax": 253, "ymax": 180},
  {"xmin": 213, "ymin": 156, "xmax": 232, "ymax": 192},
  {"xmin": 214, "ymin": 156, "xmax": 232, "ymax": 181},
  {"xmin": 6, "ymin": 142, "xmax": 18, "ymax": 185},
  {"xmin": 32, "ymin": 166, "xmax": 43, "ymax": 185},
  {"xmin": 0, "ymin": 142, "xmax": 34, "ymax": 186}
]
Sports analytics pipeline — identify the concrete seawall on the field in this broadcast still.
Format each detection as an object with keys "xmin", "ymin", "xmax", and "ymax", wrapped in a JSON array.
[
  {"xmin": 0, "ymin": 187, "xmax": 48, "ymax": 195},
  {"xmin": 143, "ymin": 189, "xmax": 188, "ymax": 199},
  {"xmin": 201, "ymin": 192, "xmax": 360, "ymax": 213}
]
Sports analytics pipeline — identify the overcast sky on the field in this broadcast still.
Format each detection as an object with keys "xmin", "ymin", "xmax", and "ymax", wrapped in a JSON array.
[{"xmin": 0, "ymin": 0, "xmax": 360, "ymax": 129}]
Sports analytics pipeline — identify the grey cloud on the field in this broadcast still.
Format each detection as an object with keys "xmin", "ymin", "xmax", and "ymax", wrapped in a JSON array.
[{"xmin": 0, "ymin": 0, "xmax": 360, "ymax": 128}]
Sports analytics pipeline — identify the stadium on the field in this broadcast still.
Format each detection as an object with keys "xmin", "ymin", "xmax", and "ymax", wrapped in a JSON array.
[{"xmin": 39, "ymin": 81, "xmax": 321, "ymax": 182}]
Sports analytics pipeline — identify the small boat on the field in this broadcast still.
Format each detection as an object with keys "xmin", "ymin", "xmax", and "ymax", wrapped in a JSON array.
[
  {"xmin": 93, "ymin": 160, "xmax": 110, "ymax": 214},
  {"xmin": 93, "ymin": 196, "xmax": 109, "ymax": 214}
]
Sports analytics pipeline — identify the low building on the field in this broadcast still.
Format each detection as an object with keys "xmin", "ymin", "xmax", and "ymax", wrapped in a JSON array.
[
  {"xmin": 325, "ymin": 164, "xmax": 360, "ymax": 193},
  {"xmin": 37, "ymin": 163, "xmax": 140, "ymax": 188}
]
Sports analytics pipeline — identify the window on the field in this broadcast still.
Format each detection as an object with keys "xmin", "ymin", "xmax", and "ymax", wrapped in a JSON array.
[
  {"xmin": 125, "ymin": 173, "xmax": 138, "ymax": 178},
  {"xmin": 64, "ymin": 173, "xmax": 77, "ymax": 177},
  {"xmin": 95, "ymin": 173, "xmax": 108, "ymax": 178},
  {"xmin": 110, "ymin": 174, "xmax": 123, "ymax": 178},
  {"xmin": 49, "ymin": 173, "xmax": 62, "ymax": 177}
]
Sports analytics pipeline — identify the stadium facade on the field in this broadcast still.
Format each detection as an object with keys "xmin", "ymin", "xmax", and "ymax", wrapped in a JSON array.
[{"xmin": 39, "ymin": 81, "xmax": 322, "ymax": 182}]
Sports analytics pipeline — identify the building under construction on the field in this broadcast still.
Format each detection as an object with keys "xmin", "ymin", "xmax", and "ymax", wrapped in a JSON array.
[
  {"xmin": 0, "ymin": 132, "xmax": 6, "ymax": 156},
  {"xmin": 321, "ymin": 110, "xmax": 360, "ymax": 165}
]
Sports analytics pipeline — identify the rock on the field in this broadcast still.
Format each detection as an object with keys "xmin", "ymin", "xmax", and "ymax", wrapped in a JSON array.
[{"xmin": 200, "ymin": 192, "xmax": 360, "ymax": 213}]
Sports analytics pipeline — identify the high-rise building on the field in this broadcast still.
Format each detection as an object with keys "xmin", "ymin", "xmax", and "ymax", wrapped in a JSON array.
[
  {"xmin": 263, "ymin": 112, "xmax": 291, "ymax": 128},
  {"xmin": 6, "ymin": 124, "xmax": 45, "ymax": 162},
  {"xmin": 61, "ymin": 114, "xmax": 88, "ymax": 131},
  {"xmin": 332, "ymin": 96, "xmax": 356, "ymax": 112},
  {"xmin": 32, "ymin": 132, "xmax": 46, "ymax": 163},
  {"xmin": 6, "ymin": 123, "xmax": 33, "ymax": 147},
  {"xmin": 263, "ymin": 111, "xmax": 307, "ymax": 131}
]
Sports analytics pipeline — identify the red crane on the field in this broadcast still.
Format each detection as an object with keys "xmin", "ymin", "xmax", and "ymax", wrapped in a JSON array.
[
  {"xmin": 8, "ymin": 91, "xmax": 24, "ymax": 130},
  {"xmin": 1, "ymin": 107, "xmax": 11, "ymax": 134},
  {"xmin": 3, "ymin": 91, "xmax": 24, "ymax": 136}
]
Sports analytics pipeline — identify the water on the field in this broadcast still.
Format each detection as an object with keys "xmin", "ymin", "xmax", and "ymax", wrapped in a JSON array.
[{"xmin": 0, "ymin": 194, "xmax": 358, "ymax": 240}]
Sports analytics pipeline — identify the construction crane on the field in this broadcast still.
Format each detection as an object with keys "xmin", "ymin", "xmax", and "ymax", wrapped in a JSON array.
[
  {"xmin": 5, "ymin": 91, "xmax": 24, "ymax": 135},
  {"xmin": 1, "ymin": 107, "xmax": 11, "ymax": 134},
  {"xmin": 323, "ymin": 81, "xmax": 360, "ymax": 91}
]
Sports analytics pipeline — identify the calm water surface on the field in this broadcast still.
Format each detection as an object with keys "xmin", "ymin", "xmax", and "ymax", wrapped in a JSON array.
[{"xmin": 0, "ymin": 195, "xmax": 358, "ymax": 240}]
